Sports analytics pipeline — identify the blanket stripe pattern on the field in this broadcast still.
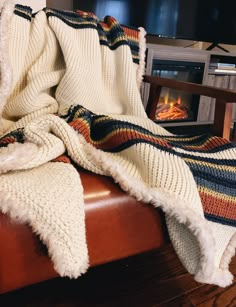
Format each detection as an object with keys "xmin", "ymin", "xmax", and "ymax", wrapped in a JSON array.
[
  {"xmin": 57, "ymin": 106, "xmax": 236, "ymax": 227},
  {"xmin": 14, "ymin": 4, "xmax": 140, "ymax": 64},
  {"xmin": 2, "ymin": 106, "xmax": 236, "ymax": 227}
]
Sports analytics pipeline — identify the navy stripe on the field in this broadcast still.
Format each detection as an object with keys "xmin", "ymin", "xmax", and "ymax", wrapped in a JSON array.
[
  {"xmin": 86, "ymin": 119, "xmax": 158, "ymax": 141},
  {"xmin": 205, "ymin": 213, "xmax": 236, "ymax": 227},
  {"xmin": 15, "ymin": 4, "xmax": 32, "ymax": 12},
  {"xmin": 100, "ymin": 40, "xmax": 129, "ymax": 50},
  {"xmin": 179, "ymin": 150, "xmax": 236, "ymax": 165},
  {"xmin": 127, "ymin": 42, "xmax": 139, "ymax": 52},
  {"xmin": 46, "ymin": 12, "xmax": 98, "ymax": 29},
  {"xmin": 190, "ymin": 169, "xmax": 236, "ymax": 189},
  {"xmin": 97, "ymin": 23, "xmax": 125, "ymax": 41},
  {"xmin": 14, "ymin": 10, "xmax": 32, "ymax": 21},
  {"xmin": 196, "ymin": 181, "xmax": 236, "ymax": 197},
  {"xmin": 44, "ymin": 7, "xmax": 98, "ymax": 20},
  {"xmin": 133, "ymin": 58, "xmax": 139, "ymax": 64}
]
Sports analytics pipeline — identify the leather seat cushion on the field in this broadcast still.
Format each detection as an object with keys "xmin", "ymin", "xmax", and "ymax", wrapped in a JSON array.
[{"xmin": 0, "ymin": 169, "xmax": 168, "ymax": 294}]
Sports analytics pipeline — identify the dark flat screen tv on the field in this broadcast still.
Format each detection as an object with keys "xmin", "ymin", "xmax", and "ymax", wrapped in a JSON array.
[{"xmin": 73, "ymin": 0, "xmax": 236, "ymax": 48}]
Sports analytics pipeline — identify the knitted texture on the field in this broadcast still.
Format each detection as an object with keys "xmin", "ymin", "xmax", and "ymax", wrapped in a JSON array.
[
  {"xmin": 0, "ymin": 162, "xmax": 88, "ymax": 277},
  {"xmin": 59, "ymin": 106, "xmax": 236, "ymax": 285},
  {"xmin": 0, "ymin": 1, "xmax": 235, "ymax": 287}
]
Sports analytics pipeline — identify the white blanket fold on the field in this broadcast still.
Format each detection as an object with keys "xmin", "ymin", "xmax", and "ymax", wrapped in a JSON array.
[{"xmin": 0, "ymin": 162, "xmax": 88, "ymax": 277}]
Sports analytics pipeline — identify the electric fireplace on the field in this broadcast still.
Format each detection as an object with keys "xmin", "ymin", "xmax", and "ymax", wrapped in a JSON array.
[
  {"xmin": 150, "ymin": 59, "xmax": 204, "ymax": 123},
  {"xmin": 142, "ymin": 44, "xmax": 211, "ymax": 126}
]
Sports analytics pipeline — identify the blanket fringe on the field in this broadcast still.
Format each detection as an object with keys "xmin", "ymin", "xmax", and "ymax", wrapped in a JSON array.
[
  {"xmin": 0, "ymin": 0, "xmax": 14, "ymax": 117},
  {"xmin": 137, "ymin": 27, "xmax": 146, "ymax": 89},
  {"xmin": 0, "ymin": 142, "xmax": 38, "ymax": 174},
  {"xmin": 0, "ymin": 0, "xmax": 15, "ymax": 136},
  {"xmin": 220, "ymin": 232, "xmax": 236, "ymax": 271}
]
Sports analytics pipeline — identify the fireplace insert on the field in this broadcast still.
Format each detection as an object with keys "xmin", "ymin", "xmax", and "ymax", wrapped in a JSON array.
[{"xmin": 151, "ymin": 59, "xmax": 204, "ymax": 123}]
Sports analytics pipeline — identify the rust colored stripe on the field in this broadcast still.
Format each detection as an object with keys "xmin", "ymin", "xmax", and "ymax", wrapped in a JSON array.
[{"xmin": 200, "ymin": 191, "xmax": 236, "ymax": 220}]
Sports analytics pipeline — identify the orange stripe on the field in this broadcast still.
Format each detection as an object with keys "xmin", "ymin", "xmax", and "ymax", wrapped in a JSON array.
[
  {"xmin": 53, "ymin": 155, "xmax": 71, "ymax": 164},
  {"xmin": 2, "ymin": 137, "xmax": 17, "ymax": 144},
  {"xmin": 69, "ymin": 119, "xmax": 173, "ymax": 150},
  {"xmin": 122, "ymin": 26, "xmax": 139, "ymax": 39},
  {"xmin": 185, "ymin": 137, "xmax": 229, "ymax": 151},
  {"xmin": 200, "ymin": 191, "xmax": 236, "ymax": 220}
]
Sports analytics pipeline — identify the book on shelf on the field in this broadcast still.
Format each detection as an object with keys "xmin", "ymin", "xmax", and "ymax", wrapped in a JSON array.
[
  {"xmin": 198, "ymin": 74, "xmax": 215, "ymax": 122},
  {"xmin": 228, "ymin": 75, "xmax": 236, "ymax": 90},
  {"xmin": 217, "ymin": 63, "xmax": 235, "ymax": 69},
  {"xmin": 209, "ymin": 62, "xmax": 235, "ymax": 68},
  {"xmin": 229, "ymin": 75, "xmax": 236, "ymax": 120},
  {"xmin": 209, "ymin": 75, "xmax": 230, "ymax": 121},
  {"xmin": 209, "ymin": 63, "xmax": 236, "ymax": 73},
  {"xmin": 214, "ymin": 68, "xmax": 236, "ymax": 74}
]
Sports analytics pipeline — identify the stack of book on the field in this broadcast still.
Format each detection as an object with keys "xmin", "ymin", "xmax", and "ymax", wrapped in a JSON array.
[{"xmin": 210, "ymin": 62, "xmax": 236, "ymax": 74}]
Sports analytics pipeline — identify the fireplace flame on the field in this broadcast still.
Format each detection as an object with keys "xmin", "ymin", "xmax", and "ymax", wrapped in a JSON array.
[
  {"xmin": 164, "ymin": 94, "xmax": 169, "ymax": 104},
  {"xmin": 156, "ymin": 95, "xmax": 188, "ymax": 121}
]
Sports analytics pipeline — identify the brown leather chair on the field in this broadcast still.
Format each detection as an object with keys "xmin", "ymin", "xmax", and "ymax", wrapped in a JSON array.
[{"xmin": 0, "ymin": 76, "xmax": 235, "ymax": 294}]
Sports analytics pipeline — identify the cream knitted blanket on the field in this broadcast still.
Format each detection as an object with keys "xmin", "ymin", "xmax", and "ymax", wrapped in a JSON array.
[{"xmin": 0, "ymin": 1, "xmax": 236, "ymax": 287}]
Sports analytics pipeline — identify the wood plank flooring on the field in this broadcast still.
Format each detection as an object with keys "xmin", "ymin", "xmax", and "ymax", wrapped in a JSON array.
[{"xmin": 1, "ymin": 244, "xmax": 236, "ymax": 306}]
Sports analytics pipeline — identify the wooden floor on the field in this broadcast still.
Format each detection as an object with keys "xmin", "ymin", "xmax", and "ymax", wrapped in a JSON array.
[{"xmin": 1, "ymin": 244, "xmax": 236, "ymax": 306}]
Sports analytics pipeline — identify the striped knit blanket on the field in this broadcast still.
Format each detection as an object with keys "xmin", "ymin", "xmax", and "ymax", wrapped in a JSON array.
[{"xmin": 0, "ymin": 1, "xmax": 236, "ymax": 287}]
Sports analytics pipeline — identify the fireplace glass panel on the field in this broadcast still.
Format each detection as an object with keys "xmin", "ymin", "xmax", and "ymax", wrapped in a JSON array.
[{"xmin": 151, "ymin": 59, "xmax": 204, "ymax": 123}]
